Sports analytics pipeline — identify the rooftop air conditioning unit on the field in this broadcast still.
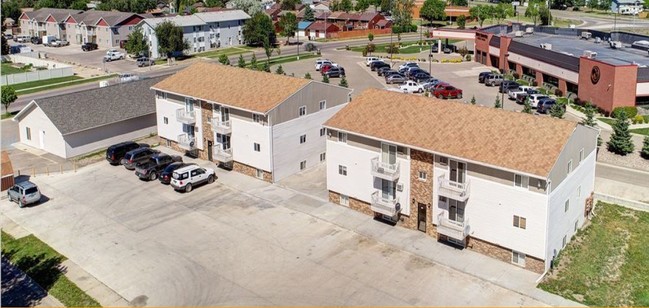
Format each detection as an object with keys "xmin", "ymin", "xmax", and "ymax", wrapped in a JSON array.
[
  {"xmin": 515, "ymin": 31, "xmax": 523, "ymax": 37},
  {"xmin": 583, "ymin": 50, "xmax": 597, "ymax": 58},
  {"xmin": 540, "ymin": 43, "xmax": 552, "ymax": 50},
  {"xmin": 525, "ymin": 27, "xmax": 534, "ymax": 34},
  {"xmin": 581, "ymin": 32, "xmax": 592, "ymax": 40}
]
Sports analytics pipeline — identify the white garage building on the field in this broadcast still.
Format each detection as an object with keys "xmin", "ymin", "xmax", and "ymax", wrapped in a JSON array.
[{"xmin": 13, "ymin": 76, "xmax": 165, "ymax": 159}]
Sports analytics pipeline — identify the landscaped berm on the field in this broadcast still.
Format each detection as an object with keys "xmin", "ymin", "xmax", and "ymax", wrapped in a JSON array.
[{"xmin": 539, "ymin": 202, "xmax": 649, "ymax": 306}]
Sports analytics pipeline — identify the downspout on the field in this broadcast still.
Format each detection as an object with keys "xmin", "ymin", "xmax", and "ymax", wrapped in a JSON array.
[
  {"xmin": 269, "ymin": 114, "xmax": 275, "ymax": 183},
  {"xmin": 537, "ymin": 177, "xmax": 552, "ymax": 283}
]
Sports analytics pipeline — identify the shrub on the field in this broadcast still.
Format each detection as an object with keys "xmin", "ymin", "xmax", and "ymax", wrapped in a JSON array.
[
  {"xmin": 465, "ymin": 54, "xmax": 471, "ymax": 61},
  {"xmin": 385, "ymin": 43, "xmax": 400, "ymax": 54},
  {"xmin": 612, "ymin": 106, "xmax": 638, "ymax": 119},
  {"xmin": 633, "ymin": 114, "xmax": 645, "ymax": 124},
  {"xmin": 555, "ymin": 88, "xmax": 564, "ymax": 97},
  {"xmin": 512, "ymin": 72, "xmax": 520, "ymax": 79},
  {"xmin": 362, "ymin": 48, "xmax": 368, "ymax": 57},
  {"xmin": 366, "ymin": 43, "xmax": 376, "ymax": 53}
]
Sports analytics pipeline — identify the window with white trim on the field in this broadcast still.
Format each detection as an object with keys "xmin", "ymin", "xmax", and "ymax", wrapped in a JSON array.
[
  {"xmin": 320, "ymin": 152, "xmax": 326, "ymax": 162},
  {"xmin": 338, "ymin": 165, "xmax": 347, "ymax": 176},
  {"xmin": 513, "ymin": 215, "xmax": 526, "ymax": 229},
  {"xmin": 512, "ymin": 251, "xmax": 526, "ymax": 266},
  {"xmin": 298, "ymin": 105, "xmax": 307, "ymax": 116},
  {"xmin": 418, "ymin": 171, "xmax": 427, "ymax": 181},
  {"xmin": 299, "ymin": 134, "xmax": 306, "ymax": 144},
  {"xmin": 340, "ymin": 194, "xmax": 349, "ymax": 206},
  {"xmin": 320, "ymin": 128, "xmax": 326, "ymax": 136},
  {"xmin": 300, "ymin": 160, "xmax": 307, "ymax": 170},
  {"xmin": 514, "ymin": 174, "xmax": 529, "ymax": 188},
  {"xmin": 26, "ymin": 127, "xmax": 31, "ymax": 140},
  {"xmin": 338, "ymin": 132, "xmax": 347, "ymax": 143},
  {"xmin": 253, "ymin": 143, "xmax": 260, "ymax": 152},
  {"xmin": 319, "ymin": 100, "xmax": 326, "ymax": 110},
  {"xmin": 579, "ymin": 148, "xmax": 584, "ymax": 162},
  {"xmin": 564, "ymin": 199, "xmax": 570, "ymax": 212},
  {"xmin": 567, "ymin": 159, "xmax": 573, "ymax": 174}
]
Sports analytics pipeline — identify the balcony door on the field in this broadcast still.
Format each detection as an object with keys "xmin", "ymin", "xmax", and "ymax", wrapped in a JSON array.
[
  {"xmin": 217, "ymin": 134, "xmax": 230, "ymax": 150},
  {"xmin": 448, "ymin": 199, "xmax": 465, "ymax": 223},
  {"xmin": 185, "ymin": 98, "xmax": 194, "ymax": 112},
  {"xmin": 449, "ymin": 160, "xmax": 466, "ymax": 183},
  {"xmin": 381, "ymin": 143, "xmax": 397, "ymax": 165},
  {"xmin": 214, "ymin": 105, "xmax": 229, "ymax": 121},
  {"xmin": 183, "ymin": 124, "xmax": 195, "ymax": 137},
  {"xmin": 381, "ymin": 179, "xmax": 395, "ymax": 200}
]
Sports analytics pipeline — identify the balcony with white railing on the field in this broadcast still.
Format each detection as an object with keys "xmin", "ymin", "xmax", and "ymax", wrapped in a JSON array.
[
  {"xmin": 437, "ymin": 174, "xmax": 470, "ymax": 202},
  {"xmin": 176, "ymin": 108, "xmax": 196, "ymax": 124},
  {"xmin": 213, "ymin": 147, "xmax": 233, "ymax": 162},
  {"xmin": 211, "ymin": 117, "xmax": 231, "ymax": 134},
  {"xmin": 437, "ymin": 213, "xmax": 469, "ymax": 242},
  {"xmin": 370, "ymin": 191, "xmax": 401, "ymax": 217},
  {"xmin": 371, "ymin": 157, "xmax": 400, "ymax": 181},
  {"xmin": 177, "ymin": 134, "xmax": 196, "ymax": 150}
]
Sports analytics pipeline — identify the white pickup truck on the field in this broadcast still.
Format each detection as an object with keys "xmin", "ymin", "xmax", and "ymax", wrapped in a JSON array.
[
  {"xmin": 399, "ymin": 80, "xmax": 424, "ymax": 93},
  {"xmin": 104, "ymin": 51, "xmax": 124, "ymax": 62}
]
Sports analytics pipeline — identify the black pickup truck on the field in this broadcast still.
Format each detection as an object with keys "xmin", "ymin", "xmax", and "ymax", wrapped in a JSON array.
[{"xmin": 134, "ymin": 153, "xmax": 182, "ymax": 181}]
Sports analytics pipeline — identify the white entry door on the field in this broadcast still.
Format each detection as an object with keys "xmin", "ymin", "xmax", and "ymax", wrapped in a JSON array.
[{"xmin": 39, "ymin": 129, "xmax": 45, "ymax": 149}]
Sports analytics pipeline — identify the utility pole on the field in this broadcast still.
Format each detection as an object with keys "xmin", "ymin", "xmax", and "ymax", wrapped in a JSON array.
[{"xmin": 297, "ymin": 28, "xmax": 300, "ymax": 60}]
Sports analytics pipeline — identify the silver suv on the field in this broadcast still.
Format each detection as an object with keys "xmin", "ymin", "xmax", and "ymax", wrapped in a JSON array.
[
  {"xmin": 485, "ymin": 74, "xmax": 504, "ymax": 86},
  {"xmin": 170, "ymin": 165, "xmax": 216, "ymax": 192},
  {"xmin": 7, "ymin": 181, "xmax": 41, "ymax": 207}
]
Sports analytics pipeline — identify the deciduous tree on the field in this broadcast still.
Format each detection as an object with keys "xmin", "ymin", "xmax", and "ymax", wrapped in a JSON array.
[
  {"xmin": 243, "ymin": 12, "xmax": 276, "ymax": 46},
  {"xmin": 155, "ymin": 20, "xmax": 189, "ymax": 60},
  {"xmin": 470, "ymin": 5, "xmax": 493, "ymax": 27},
  {"xmin": 124, "ymin": 27, "xmax": 149, "ymax": 57},
  {"xmin": 279, "ymin": 12, "xmax": 298, "ymax": 45},
  {"xmin": 1, "ymin": 86, "xmax": 17, "ymax": 115},
  {"xmin": 420, "ymin": 0, "xmax": 446, "ymax": 23}
]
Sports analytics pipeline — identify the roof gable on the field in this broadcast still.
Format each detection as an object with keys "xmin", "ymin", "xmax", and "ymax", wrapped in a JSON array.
[
  {"xmin": 325, "ymin": 88, "xmax": 578, "ymax": 177},
  {"xmin": 46, "ymin": 15, "xmax": 57, "ymax": 22},
  {"xmin": 96, "ymin": 17, "xmax": 109, "ymax": 26},
  {"xmin": 152, "ymin": 62, "xmax": 312, "ymax": 114}
]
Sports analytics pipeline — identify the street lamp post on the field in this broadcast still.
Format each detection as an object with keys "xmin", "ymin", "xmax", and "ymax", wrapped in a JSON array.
[{"xmin": 297, "ymin": 28, "xmax": 300, "ymax": 60}]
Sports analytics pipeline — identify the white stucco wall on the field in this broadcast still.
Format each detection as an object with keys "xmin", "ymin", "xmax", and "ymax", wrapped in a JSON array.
[
  {"xmin": 433, "ymin": 165, "xmax": 549, "ymax": 260},
  {"xmin": 271, "ymin": 104, "xmax": 346, "ymax": 182},
  {"xmin": 155, "ymin": 97, "xmax": 203, "ymax": 150},
  {"xmin": 326, "ymin": 138, "xmax": 412, "ymax": 216},
  {"xmin": 231, "ymin": 118, "xmax": 272, "ymax": 172},
  {"xmin": 16, "ymin": 105, "xmax": 66, "ymax": 158}
]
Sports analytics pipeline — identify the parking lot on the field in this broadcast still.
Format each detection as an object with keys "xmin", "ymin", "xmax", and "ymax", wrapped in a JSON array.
[{"xmin": 0, "ymin": 145, "xmax": 551, "ymax": 306}]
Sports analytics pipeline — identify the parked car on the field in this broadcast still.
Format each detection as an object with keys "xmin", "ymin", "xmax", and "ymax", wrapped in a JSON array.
[
  {"xmin": 81, "ymin": 42, "xmax": 98, "ymax": 51},
  {"xmin": 411, "ymin": 72, "xmax": 432, "ymax": 82},
  {"xmin": 405, "ymin": 67, "xmax": 425, "ymax": 78},
  {"xmin": 159, "ymin": 162, "xmax": 196, "ymax": 184},
  {"xmin": 371, "ymin": 61, "xmax": 390, "ymax": 71},
  {"xmin": 134, "ymin": 154, "xmax": 182, "ymax": 181},
  {"xmin": 4, "ymin": 33, "xmax": 13, "ymax": 40},
  {"xmin": 499, "ymin": 80, "xmax": 520, "ymax": 93},
  {"xmin": 422, "ymin": 79, "xmax": 442, "ymax": 90},
  {"xmin": 15, "ymin": 35, "xmax": 30, "ymax": 43},
  {"xmin": 104, "ymin": 51, "xmax": 124, "ymax": 62},
  {"xmin": 170, "ymin": 165, "xmax": 216, "ymax": 192},
  {"xmin": 537, "ymin": 98, "xmax": 561, "ymax": 114},
  {"xmin": 30, "ymin": 36, "xmax": 42, "ymax": 44},
  {"xmin": 398, "ymin": 62, "xmax": 419, "ymax": 70},
  {"xmin": 399, "ymin": 80, "xmax": 424, "ymax": 93},
  {"xmin": 324, "ymin": 67, "xmax": 345, "ymax": 78},
  {"xmin": 320, "ymin": 63, "xmax": 339, "ymax": 74},
  {"xmin": 136, "ymin": 57, "xmax": 155, "ymax": 67},
  {"xmin": 315, "ymin": 59, "xmax": 332, "ymax": 71},
  {"xmin": 515, "ymin": 93, "xmax": 529, "ymax": 104},
  {"xmin": 106, "ymin": 141, "xmax": 143, "ymax": 165},
  {"xmin": 485, "ymin": 74, "xmax": 504, "ymax": 86},
  {"xmin": 386, "ymin": 74, "xmax": 407, "ymax": 84},
  {"xmin": 433, "ymin": 85, "xmax": 463, "ymax": 99},
  {"xmin": 121, "ymin": 147, "xmax": 161, "ymax": 170},
  {"xmin": 365, "ymin": 57, "xmax": 379, "ymax": 66},
  {"xmin": 7, "ymin": 181, "xmax": 41, "ymax": 208},
  {"xmin": 508, "ymin": 86, "xmax": 534, "ymax": 100},
  {"xmin": 50, "ymin": 39, "xmax": 70, "ymax": 47},
  {"xmin": 478, "ymin": 72, "xmax": 493, "ymax": 83},
  {"xmin": 381, "ymin": 69, "xmax": 399, "ymax": 78},
  {"xmin": 368, "ymin": 59, "xmax": 384, "ymax": 69},
  {"xmin": 528, "ymin": 94, "xmax": 549, "ymax": 108}
]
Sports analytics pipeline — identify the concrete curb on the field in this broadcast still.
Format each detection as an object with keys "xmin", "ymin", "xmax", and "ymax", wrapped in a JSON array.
[{"xmin": 593, "ymin": 193, "xmax": 649, "ymax": 212}]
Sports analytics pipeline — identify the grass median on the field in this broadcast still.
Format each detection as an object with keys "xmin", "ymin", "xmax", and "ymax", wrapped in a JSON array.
[
  {"xmin": 16, "ymin": 74, "xmax": 116, "ymax": 96},
  {"xmin": 1, "ymin": 231, "xmax": 101, "ymax": 307},
  {"xmin": 538, "ymin": 202, "xmax": 649, "ymax": 306}
]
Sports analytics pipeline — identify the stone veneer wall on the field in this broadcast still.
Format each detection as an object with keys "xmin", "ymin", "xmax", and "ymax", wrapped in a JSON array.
[
  {"xmin": 159, "ymin": 136, "xmax": 206, "ymax": 159},
  {"xmin": 328, "ymin": 191, "xmax": 380, "ymax": 218},
  {"xmin": 233, "ymin": 161, "xmax": 273, "ymax": 183},
  {"xmin": 199, "ymin": 101, "xmax": 213, "ymax": 161},
  {"xmin": 466, "ymin": 236, "xmax": 545, "ymax": 273},
  {"xmin": 404, "ymin": 149, "xmax": 437, "ymax": 238}
]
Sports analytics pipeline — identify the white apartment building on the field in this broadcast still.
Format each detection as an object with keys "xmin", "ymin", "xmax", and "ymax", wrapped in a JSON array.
[
  {"xmin": 138, "ymin": 10, "xmax": 250, "ymax": 59},
  {"xmin": 324, "ymin": 89, "xmax": 599, "ymax": 273},
  {"xmin": 152, "ymin": 61, "xmax": 352, "ymax": 182}
]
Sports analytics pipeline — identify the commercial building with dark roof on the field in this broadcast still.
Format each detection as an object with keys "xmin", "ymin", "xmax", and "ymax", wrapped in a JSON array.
[
  {"xmin": 13, "ymin": 76, "xmax": 166, "ymax": 159},
  {"xmin": 473, "ymin": 24, "xmax": 649, "ymax": 113}
]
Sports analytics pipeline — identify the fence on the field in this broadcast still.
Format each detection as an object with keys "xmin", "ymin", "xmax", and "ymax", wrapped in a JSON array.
[
  {"xmin": 331, "ymin": 28, "xmax": 393, "ymax": 39},
  {"xmin": 13, "ymin": 162, "xmax": 79, "ymax": 179},
  {"xmin": 2, "ymin": 54, "xmax": 74, "ymax": 86}
]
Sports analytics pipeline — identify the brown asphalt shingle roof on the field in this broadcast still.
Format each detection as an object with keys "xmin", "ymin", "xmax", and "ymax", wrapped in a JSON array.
[
  {"xmin": 152, "ymin": 62, "xmax": 311, "ymax": 114},
  {"xmin": 325, "ymin": 88, "xmax": 578, "ymax": 177}
]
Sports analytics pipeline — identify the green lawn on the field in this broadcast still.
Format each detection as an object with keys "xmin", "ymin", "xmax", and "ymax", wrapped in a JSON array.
[
  {"xmin": 1, "ymin": 231, "xmax": 101, "ymax": 307},
  {"xmin": 630, "ymin": 128, "xmax": 649, "ymax": 136},
  {"xmin": 195, "ymin": 47, "xmax": 253, "ymax": 59},
  {"xmin": 11, "ymin": 76, "xmax": 83, "ymax": 91},
  {"xmin": 598, "ymin": 117, "xmax": 616, "ymax": 126},
  {"xmin": 348, "ymin": 40, "xmax": 460, "ymax": 54},
  {"xmin": 247, "ymin": 54, "xmax": 319, "ymax": 68},
  {"xmin": 538, "ymin": 202, "xmax": 649, "ymax": 306},
  {"xmin": 16, "ymin": 75, "xmax": 116, "ymax": 95},
  {"xmin": 1, "ymin": 63, "xmax": 28, "ymax": 75}
]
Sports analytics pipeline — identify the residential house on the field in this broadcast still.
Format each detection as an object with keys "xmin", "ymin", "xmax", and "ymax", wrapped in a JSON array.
[
  {"xmin": 152, "ymin": 62, "xmax": 352, "ymax": 182},
  {"xmin": 314, "ymin": 11, "xmax": 387, "ymax": 30},
  {"xmin": 1, "ymin": 151, "xmax": 14, "ymax": 192},
  {"xmin": 305, "ymin": 21, "xmax": 339, "ymax": 39},
  {"xmin": 13, "ymin": 77, "xmax": 165, "ymax": 159},
  {"xmin": 138, "ymin": 10, "xmax": 250, "ymax": 59},
  {"xmin": 19, "ymin": 8, "xmax": 83, "ymax": 39},
  {"xmin": 324, "ymin": 89, "xmax": 599, "ymax": 273},
  {"xmin": 297, "ymin": 20, "xmax": 312, "ymax": 38},
  {"xmin": 63, "ymin": 11, "xmax": 148, "ymax": 48}
]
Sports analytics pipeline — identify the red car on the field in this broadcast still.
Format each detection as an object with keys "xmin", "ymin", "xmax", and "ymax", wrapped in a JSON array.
[
  {"xmin": 320, "ymin": 64, "xmax": 336, "ymax": 74},
  {"xmin": 432, "ymin": 85, "xmax": 463, "ymax": 99}
]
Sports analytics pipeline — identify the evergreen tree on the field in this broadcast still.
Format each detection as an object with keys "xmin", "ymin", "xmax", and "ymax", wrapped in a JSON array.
[
  {"xmin": 322, "ymin": 74, "xmax": 330, "ymax": 84},
  {"xmin": 607, "ymin": 110, "xmax": 634, "ymax": 155},
  {"xmin": 303, "ymin": 5, "xmax": 315, "ymax": 21},
  {"xmin": 580, "ymin": 102, "xmax": 602, "ymax": 147},
  {"xmin": 549, "ymin": 101, "xmax": 565, "ymax": 119},
  {"xmin": 522, "ymin": 97, "xmax": 532, "ymax": 114},
  {"xmin": 237, "ymin": 54, "xmax": 246, "ymax": 68},
  {"xmin": 250, "ymin": 54, "xmax": 258, "ymax": 70},
  {"xmin": 641, "ymin": 136, "xmax": 649, "ymax": 159},
  {"xmin": 275, "ymin": 65, "xmax": 285, "ymax": 75},
  {"xmin": 304, "ymin": 72, "xmax": 312, "ymax": 79},
  {"xmin": 218, "ymin": 54, "xmax": 230, "ymax": 65},
  {"xmin": 261, "ymin": 61, "xmax": 270, "ymax": 72},
  {"xmin": 494, "ymin": 94, "xmax": 501, "ymax": 108},
  {"xmin": 470, "ymin": 95, "xmax": 476, "ymax": 105},
  {"xmin": 339, "ymin": 75, "xmax": 348, "ymax": 88}
]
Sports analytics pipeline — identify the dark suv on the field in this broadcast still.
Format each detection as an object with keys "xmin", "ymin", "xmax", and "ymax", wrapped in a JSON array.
[
  {"xmin": 106, "ymin": 141, "xmax": 142, "ymax": 165},
  {"xmin": 81, "ymin": 42, "xmax": 98, "ymax": 51},
  {"xmin": 159, "ymin": 162, "xmax": 196, "ymax": 184},
  {"xmin": 134, "ymin": 154, "xmax": 182, "ymax": 181},
  {"xmin": 478, "ymin": 72, "xmax": 492, "ymax": 83},
  {"xmin": 499, "ymin": 80, "xmax": 520, "ymax": 93},
  {"xmin": 121, "ymin": 148, "xmax": 160, "ymax": 170},
  {"xmin": 371, "ymin": 61, "xmax": 390, "ymax": 71}
]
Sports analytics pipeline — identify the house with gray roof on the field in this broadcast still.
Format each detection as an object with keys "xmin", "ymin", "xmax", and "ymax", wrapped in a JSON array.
[
  {"xmin": 13, "ymin": 76, "xmax": 166, "ymax": 159},
  {"xmin": 138, "ymin": 10, "xmax": 250, "ymax": 59}
]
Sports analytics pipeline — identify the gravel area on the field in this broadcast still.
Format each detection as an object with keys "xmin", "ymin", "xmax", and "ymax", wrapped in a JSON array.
[{"xmin": 597, "ymin": 130, "xmax": 649, "ymax": 171}]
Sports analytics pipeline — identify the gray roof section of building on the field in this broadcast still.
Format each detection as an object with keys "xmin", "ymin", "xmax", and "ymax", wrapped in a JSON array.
[
  {"xmin": 193, "ymin": 10, "xmax": 250, "ymax": 22},
  {"xmin": 34, "ymin": 76, "xmax": 166, "ymax": 135},
  {"xmin": 74, "ymin": 11, "xmax": 141, "ymax": 26},
  {"xmin": 638, "ymin": 67, "xmax": 649, "ymax": 82},
  {"xmin": 508, "ymin": 40, "xmax": 580, "ymax": 72},
  {"xmin": 24, "ymin": 8, "xmax": 83, "ymax": 21}
]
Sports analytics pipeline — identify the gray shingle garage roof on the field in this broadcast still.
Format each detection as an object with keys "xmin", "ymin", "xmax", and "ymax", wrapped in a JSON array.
[{"xmin": 18, "ymin": 76, "xmax": 166, "ymax": 136}]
